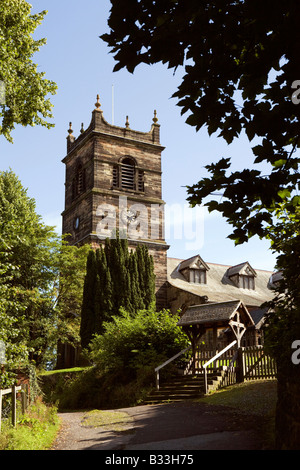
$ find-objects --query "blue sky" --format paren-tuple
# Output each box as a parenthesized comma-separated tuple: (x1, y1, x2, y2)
(1, 0, 277, 272)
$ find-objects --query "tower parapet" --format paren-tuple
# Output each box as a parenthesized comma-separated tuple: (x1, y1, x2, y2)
(66, 95, 162, 155)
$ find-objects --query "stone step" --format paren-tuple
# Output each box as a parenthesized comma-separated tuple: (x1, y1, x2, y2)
(143, 376, 206, 404)
(143, 370, 229, 404)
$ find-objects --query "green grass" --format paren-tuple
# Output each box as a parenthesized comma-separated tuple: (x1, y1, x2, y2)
(0, 398, 60, 450)
(39, 367, 88, 376)
(198, 379, 277, 448)
(81, 409, 134, 432)
(198, 379, 277, 416)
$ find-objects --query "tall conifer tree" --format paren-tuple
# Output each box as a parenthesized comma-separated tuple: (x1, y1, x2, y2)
(80, 235, 156, 349)
(80, 250, 98, 349)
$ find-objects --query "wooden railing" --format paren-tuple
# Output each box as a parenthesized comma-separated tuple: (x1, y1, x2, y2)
(242, 345, 277, 380)
(153, 343, 277, 395)
(0, 384, 28, 432)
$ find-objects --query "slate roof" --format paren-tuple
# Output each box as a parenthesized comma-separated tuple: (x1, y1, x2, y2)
(177, 300, 254, 327)
(167, 257, 274, 308)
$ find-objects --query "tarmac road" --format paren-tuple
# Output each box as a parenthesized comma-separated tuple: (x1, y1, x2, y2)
(51, 400, 269, 451)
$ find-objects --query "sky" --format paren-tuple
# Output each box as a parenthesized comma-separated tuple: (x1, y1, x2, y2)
(0, 0, 277, 272)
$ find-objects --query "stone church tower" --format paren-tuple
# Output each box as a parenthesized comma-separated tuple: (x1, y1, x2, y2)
(62, 95, 169, 308)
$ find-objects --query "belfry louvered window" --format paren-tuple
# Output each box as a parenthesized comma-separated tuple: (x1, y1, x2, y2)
(112, 157, 144, 192)
(72, 164, 86, 199)
(121, 158, 135, 190)
(112, 165, 119, 188)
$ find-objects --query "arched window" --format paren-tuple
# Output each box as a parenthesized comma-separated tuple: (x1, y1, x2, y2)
(72, 164, 86, 199)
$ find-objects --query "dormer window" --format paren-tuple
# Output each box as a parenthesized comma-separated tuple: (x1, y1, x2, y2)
(178, 255, 209, 285)
(240, 275, 255, 290)
(268, 271, 283, 290)
(189, 268, 207, 284)
(227, 262, 256, 290)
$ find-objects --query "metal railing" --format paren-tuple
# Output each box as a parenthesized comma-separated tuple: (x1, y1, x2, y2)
(203, 340, 237, 394)
(154, 346, 192, 390)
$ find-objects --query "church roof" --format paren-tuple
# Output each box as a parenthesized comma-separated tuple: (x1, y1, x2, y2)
(167, 257, 274, 308)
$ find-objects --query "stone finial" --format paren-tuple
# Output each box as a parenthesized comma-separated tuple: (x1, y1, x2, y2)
(80, 123, 84, 134)
(68, 122, 73, 135)
(95, 94, 102, 111)
(153, 110, 158, 124)
(125, 115, 130, 128)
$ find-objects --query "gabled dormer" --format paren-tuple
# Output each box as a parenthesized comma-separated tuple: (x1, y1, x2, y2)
(227, 262, 257, 290)
(178, 255, 210, 284)
(268, 271, 283, 289)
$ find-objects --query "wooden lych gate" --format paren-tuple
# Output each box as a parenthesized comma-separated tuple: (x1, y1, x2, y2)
(154, 300, 277, 393)
(177, 300, 253, 374)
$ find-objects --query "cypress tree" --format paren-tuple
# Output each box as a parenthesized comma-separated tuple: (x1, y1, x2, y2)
(95, 246, 113, 331)
(80, 238, 157, 348)
(128, 250, 145, 312)
(80, 250, 98, 349)
(136, 244, 156, 308)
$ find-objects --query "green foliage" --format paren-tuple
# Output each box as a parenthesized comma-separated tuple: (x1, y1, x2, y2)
(263, 207, 300, 373)
(0, 170, 88, 374)
(0, 398, 59, 450)
(88, 307, 189, 374)
(80, 235, 156, 349)
(0, 0, 57, 142)
(41, 308, 187, 410)
(40, 365, 154, 410)
(102, 0, 300, 244)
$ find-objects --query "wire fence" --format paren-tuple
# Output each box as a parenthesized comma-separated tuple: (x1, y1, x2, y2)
(0, 385, 29, 432)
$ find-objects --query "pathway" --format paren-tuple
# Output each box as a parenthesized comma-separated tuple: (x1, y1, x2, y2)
(51, 401, 268, 451)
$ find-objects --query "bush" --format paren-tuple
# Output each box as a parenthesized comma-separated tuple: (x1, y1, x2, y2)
(88, 308, 189, 375)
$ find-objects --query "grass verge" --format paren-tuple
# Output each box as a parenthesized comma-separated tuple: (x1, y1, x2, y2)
(198, 379, 277, 448)
(81, 409, 134, 432)
(0, 398, 60, 450)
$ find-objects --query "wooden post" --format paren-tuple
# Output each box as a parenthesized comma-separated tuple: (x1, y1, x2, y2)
(12, 385, 17, 427)
(21, 384, 27, 414)
(236, 347, 245, 383)
(0, 389, 2, 432)
(156, 370, 159, 390)
(213, 326, 218, 369)
(204, 367, 208, 394)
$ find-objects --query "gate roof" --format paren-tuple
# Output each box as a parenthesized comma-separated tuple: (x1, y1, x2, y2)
(177, 300, 254, 329)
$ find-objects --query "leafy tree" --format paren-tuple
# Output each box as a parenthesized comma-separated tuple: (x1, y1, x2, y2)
(102, 0, 300, 243)
(0, 170, 88, 370)
(88, 307, 189, 374)
(0, 0, 57, 142)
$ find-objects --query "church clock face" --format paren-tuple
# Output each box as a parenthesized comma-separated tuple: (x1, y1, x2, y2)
(121, 208, 136, 223)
